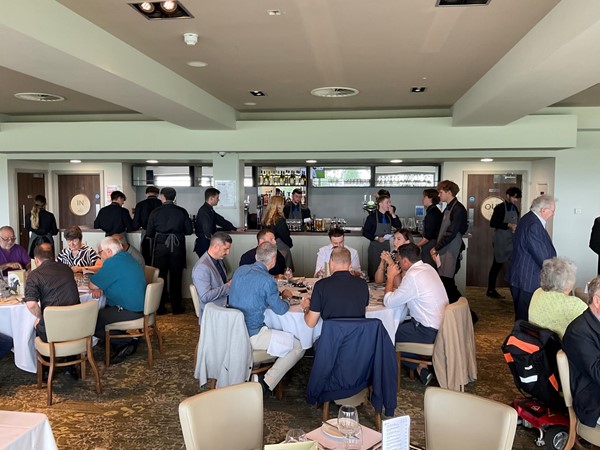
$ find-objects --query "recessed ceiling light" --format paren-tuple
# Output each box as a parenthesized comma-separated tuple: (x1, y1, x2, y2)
(161, 1, 178, 12)
(139, 2, 154, 12)
(437, 0, 491, 6)
(129, 1, 193, 20)
(146, 159, 159, 164)
(481, 158, 494, 162)
(14, 92, 65, 102)
(411, 87, 427, 93)
(390, 159, 403, 163)
(306, 160, 317, 164)
(311, 87, 359, 98)
(250, 90, 266, 96)
(70, 159, 81, 164)
(187, 61, 207, 68)
(244, 102, 257, 106)
(267, 10, 282, 16)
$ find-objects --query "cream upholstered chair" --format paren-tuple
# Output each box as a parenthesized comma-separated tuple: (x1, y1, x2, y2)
(105, 278, 164, 368)
(189, 284, 201, 368)
(424, 387, 517, 450)
(179, 382, 263, 450)
(35, 301, 102, 406)
(573, 287, 588, 303)
(396, 297, 477, 391)
(144, 265, 159, 284)
(556, 350, 600, 450)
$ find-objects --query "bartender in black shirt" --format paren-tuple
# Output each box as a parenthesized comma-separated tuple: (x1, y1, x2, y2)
(146, 187, 193, 314)
(132, 186, 162, 264)
(94, 190, 134, 238)
(194, 187, 240, 258)
(283, 188, 311, 220)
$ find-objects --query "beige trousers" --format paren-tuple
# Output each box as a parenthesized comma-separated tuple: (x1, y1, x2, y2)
(250, 326, 304, 390)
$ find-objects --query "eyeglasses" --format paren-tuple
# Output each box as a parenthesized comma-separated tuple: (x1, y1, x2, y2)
(0, 236, 16, 242)
(98, 249, 106, 255)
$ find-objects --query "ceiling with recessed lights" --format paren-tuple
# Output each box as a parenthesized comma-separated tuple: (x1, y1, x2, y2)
(0, 0, 598, 130)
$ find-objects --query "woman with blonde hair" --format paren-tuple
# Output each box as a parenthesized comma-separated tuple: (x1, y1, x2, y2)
(262, 195, 294, 271)
(25, 195, 58, 258)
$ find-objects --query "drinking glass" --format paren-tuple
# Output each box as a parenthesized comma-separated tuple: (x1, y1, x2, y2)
(285, 428, 306, 443)
(284, 267, 293, 283)
(338, 405, 360, 443)
(344, 428, 363, 450)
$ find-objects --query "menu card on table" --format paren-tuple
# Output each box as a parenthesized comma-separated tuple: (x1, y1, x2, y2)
(382, 415, 410, 450)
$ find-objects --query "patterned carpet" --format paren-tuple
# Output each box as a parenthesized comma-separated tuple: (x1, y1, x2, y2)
(0, 287, 548, 449)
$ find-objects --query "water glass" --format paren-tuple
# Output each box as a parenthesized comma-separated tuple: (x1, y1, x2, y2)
(338, 405, 360, 439)
(285, 428, 306, 443)
(344, 428, 363, 450)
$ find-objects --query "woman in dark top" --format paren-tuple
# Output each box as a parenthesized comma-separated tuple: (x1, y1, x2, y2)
(417, 188, 443, 269)
(262, 195, 294, 271)
(362, 194, 401, 281)
(25, 195, 58, 258)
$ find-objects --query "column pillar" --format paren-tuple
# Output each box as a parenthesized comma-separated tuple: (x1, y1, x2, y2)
(211, 152, 243, 226)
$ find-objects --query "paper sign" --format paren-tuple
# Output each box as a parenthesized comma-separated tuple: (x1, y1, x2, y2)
(382, 415, 410, 450)
(214, 180, 236, 208)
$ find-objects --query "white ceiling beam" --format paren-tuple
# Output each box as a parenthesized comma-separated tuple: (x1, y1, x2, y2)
(0, 0, 236, 130)
(453, 0, 600, 126)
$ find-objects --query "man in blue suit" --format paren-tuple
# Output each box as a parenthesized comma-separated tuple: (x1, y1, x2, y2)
(506, 195, 557, 321)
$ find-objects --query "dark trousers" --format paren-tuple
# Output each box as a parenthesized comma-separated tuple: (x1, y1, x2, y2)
(95, 306, 143, 346)
(141, 236, 153, 266)
(154, 243, 185, 312)
(510, 286, 534, 321)
(395, 319, 438, 369)
(440, 276, 462, 304)
(487, 259, 504, 292)
(0, 333, 13, 359)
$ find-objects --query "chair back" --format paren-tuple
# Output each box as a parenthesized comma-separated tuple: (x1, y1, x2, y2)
(573, 287, 587, 303)
(144, 278, 164, 316)
(179, 382, 263, 450)
(44, 301, 98, 343)
(424, 386, 517, 450)
(189, 284, 200, 318)
(144, 265, 159, 284)
(556, 350, 573, 407)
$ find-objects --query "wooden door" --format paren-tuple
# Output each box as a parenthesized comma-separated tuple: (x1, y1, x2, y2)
(57, 174, 102, 229)
(466, 173, 523, 287)
(17, 172, 46, 249)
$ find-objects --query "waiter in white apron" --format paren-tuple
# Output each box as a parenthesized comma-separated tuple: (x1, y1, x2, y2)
(486, 187, 522, 299)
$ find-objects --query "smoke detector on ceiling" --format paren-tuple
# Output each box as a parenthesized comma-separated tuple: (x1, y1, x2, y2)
(14, 92, 65, 102)
(310, 87, 359, 98)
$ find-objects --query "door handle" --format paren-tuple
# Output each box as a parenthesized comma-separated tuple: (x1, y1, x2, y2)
(22, 204, 26, 228)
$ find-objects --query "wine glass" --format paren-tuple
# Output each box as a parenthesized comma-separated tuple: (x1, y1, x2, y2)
(284, 267, 293, 284)
(338, 405, 360, 447)
(285, 428, 306, 443)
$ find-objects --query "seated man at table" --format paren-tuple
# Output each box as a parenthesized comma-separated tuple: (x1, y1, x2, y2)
(303, 247, 369, 328)
(89, 237, 146, 364)
(384, 243, 448, 385)
(192, 232, 232, 315)
(229, 242, 304, 393)
(24, 243, 80, 377)
(112, 233, 145, 269)
(562, 275, 600, 428)
(239, 229, 286, 276)
(0, 226, 30, 275)
(314, 228, 361, 277)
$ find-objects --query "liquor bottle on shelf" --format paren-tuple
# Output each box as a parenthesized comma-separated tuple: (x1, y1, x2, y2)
(289, 171, 296, 185)
(300, 171, 307, 186)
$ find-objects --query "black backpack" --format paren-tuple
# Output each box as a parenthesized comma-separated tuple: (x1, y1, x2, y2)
(501, 320, 564, 409)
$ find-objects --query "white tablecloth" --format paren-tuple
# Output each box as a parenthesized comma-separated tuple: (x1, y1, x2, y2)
(0, 290, 104, 373)
(265, 281, 407, 348)
(0, 410, 57, 450)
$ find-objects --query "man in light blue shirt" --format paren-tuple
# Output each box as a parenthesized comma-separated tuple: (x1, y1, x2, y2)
(229, 242, 304, 392)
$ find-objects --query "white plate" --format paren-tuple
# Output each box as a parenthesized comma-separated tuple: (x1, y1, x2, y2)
(321, 419, 344, 439)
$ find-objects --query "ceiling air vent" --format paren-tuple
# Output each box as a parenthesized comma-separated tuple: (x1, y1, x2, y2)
(14, 92, 65, 102)
(436, 0, 491, 6)
(310, 87, 359, 98)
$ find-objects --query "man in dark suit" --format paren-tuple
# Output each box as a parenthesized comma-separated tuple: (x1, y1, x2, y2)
(239, 229, 286, 276)
(589, 216, 600, 275)
(132, 186, 162, 264)
(506, 195, 557, 321)
(194, 187, 240, 258)
(562, 275, 600, 428)
(94, 190, 134, 237)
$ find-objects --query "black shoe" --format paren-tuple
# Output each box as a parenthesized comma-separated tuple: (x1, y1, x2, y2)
(172, 306, 186, 315)
(251, 374, 271, 397)
(63, 367, 79, 381)
(419, 367, 433, 386)
(486, 290, 505, 299)
(111, 343, 136, 365)
(157, 307, 168, 316)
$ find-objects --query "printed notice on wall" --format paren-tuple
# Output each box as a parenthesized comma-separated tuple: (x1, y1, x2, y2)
(214, 180, 236, 207)
(382, 415, 410, 450)
(105, 185, 122, 205)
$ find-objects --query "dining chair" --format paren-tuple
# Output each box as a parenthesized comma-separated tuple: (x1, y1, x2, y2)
(195, 303, 282, 399)
(144, 265, 159, 284)
(179, 382, 263, 450)
(424, 386, 517, 450)
(556, 350, 600, 450)
(573, 287, 588, 303)
(35, 301, 102, 406)
(104, 277, 164, 368)
(189, 284, 201, 368)
(396, 297, 477, 392)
